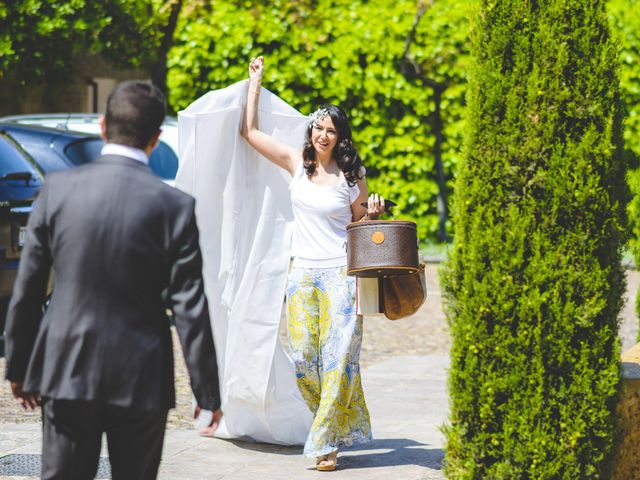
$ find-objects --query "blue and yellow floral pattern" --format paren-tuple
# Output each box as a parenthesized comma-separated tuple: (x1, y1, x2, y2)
(286, 266, 372, 457)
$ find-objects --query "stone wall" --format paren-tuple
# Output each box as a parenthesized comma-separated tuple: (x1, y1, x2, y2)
(0, 54, 149, 116)
(612, 343, 640, 479)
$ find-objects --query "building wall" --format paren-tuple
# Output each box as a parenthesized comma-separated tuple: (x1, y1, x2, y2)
(0, 54, 149, 116)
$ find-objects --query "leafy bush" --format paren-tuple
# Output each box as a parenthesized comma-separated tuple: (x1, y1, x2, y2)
(608, 0, 640, 330)
(442, 0, 626, 477)
(166, 0, 471, 241)
(2, 0, 639, 249)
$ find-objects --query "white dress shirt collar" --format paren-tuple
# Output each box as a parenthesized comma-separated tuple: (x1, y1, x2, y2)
(101, 143, 149, 165)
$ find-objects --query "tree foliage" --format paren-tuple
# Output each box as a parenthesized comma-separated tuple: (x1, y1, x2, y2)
(442, 0, 626, 477)
(608, 0, 640, 169)
(0, 0, 182, 96)
(607, 0, 640, 328)
(2, 1, 639, 246)
(167, 0, 471, 241)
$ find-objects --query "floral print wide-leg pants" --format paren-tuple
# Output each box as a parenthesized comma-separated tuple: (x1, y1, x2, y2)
(286, 266, 372, 457)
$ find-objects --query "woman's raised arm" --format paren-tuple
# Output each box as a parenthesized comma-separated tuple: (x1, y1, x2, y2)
(241, 57, 299, 176)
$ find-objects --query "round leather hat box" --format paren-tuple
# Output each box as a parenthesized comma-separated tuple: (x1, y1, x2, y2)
(346, 220, 419, 278)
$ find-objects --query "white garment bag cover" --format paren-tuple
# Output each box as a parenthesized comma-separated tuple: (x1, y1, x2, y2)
(176, 80, 312, 444)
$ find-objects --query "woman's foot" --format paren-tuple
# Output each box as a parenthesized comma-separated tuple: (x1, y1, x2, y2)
(316, 451, 338, 471)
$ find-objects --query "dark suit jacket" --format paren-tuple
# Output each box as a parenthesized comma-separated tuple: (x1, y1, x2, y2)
(4, 154, 221, 412)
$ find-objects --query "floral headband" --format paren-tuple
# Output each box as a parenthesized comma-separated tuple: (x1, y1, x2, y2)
(308, 107, 329, 126)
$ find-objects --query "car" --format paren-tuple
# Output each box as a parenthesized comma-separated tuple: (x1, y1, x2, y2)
(0, 113, 179, 183)
(0, 130, 44, 355)
(0, 113, 178, 152)
(0, 123, 178, 184)
(0, 117, 180, 354)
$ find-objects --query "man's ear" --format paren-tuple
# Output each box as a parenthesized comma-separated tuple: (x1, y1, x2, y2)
(146, 129, 162, 153)
(99, 116, 107, 142)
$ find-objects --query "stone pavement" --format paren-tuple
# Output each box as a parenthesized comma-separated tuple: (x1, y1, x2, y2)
(0, 263, 638, 479)
(0, 355, 448, 480)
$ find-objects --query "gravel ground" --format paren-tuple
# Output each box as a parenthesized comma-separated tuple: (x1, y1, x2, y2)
(0, 264, 637, 428)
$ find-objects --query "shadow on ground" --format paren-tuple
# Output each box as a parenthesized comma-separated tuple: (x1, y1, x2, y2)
(226, 438, 302, 456)
(339, 438, 443, 470)
(226, 437, 443, 470)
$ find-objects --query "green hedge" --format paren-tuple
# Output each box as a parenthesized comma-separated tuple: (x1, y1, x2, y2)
(2, 1, 639, 249)
(608, 0, 640, 330)
(166, 0, 471, 242)
(163, 0, 640, 252)
(441, 0, 626, 477)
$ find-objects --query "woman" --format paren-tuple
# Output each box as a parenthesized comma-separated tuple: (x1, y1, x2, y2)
(242, 56, 383, 471)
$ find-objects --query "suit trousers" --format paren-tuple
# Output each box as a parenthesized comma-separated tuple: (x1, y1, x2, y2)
(41, 398, 168, 480)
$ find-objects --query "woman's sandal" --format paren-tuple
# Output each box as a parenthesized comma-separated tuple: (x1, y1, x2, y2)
(316, 451, 338, 471)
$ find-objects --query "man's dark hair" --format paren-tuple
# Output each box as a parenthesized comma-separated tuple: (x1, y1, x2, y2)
(104, 81, 166, 149)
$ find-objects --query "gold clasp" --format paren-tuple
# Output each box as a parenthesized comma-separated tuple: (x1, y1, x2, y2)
(371, 231, 385, 244)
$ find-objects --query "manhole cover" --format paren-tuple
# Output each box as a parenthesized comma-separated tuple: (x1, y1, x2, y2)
(0, 454, 111, 478)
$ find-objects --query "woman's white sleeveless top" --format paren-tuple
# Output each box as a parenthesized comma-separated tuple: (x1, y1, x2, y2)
(289, 162, 361, 268)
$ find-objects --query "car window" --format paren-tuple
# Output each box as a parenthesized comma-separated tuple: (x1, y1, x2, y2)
(63, 138, 104, 166)
(149, 142, 178, 180)
(0, 134, 44, 181)
(64, 138, 178, 180)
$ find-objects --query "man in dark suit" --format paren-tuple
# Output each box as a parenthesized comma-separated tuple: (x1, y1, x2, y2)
(3, 81, 222, 480)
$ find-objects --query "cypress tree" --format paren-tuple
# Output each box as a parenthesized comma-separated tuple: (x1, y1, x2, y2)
(441, 0, 626, 478)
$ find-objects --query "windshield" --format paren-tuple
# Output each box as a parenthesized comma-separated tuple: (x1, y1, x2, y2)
(64, 138, 104, 166)
(64, 138, 178, 180)
(149, 142, 178, 180)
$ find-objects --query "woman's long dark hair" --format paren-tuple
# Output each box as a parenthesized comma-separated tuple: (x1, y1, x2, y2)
(302, 104, 364, 187)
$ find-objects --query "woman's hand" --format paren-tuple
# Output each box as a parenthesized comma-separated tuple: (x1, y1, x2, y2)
(367, 193, 385, 220)
(249, 56, 264, 83)
(194, 405, 223, 437)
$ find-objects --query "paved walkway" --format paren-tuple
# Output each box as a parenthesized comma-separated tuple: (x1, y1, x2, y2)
(0, 355, 448, 480)
(1, 264, 638, 479)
